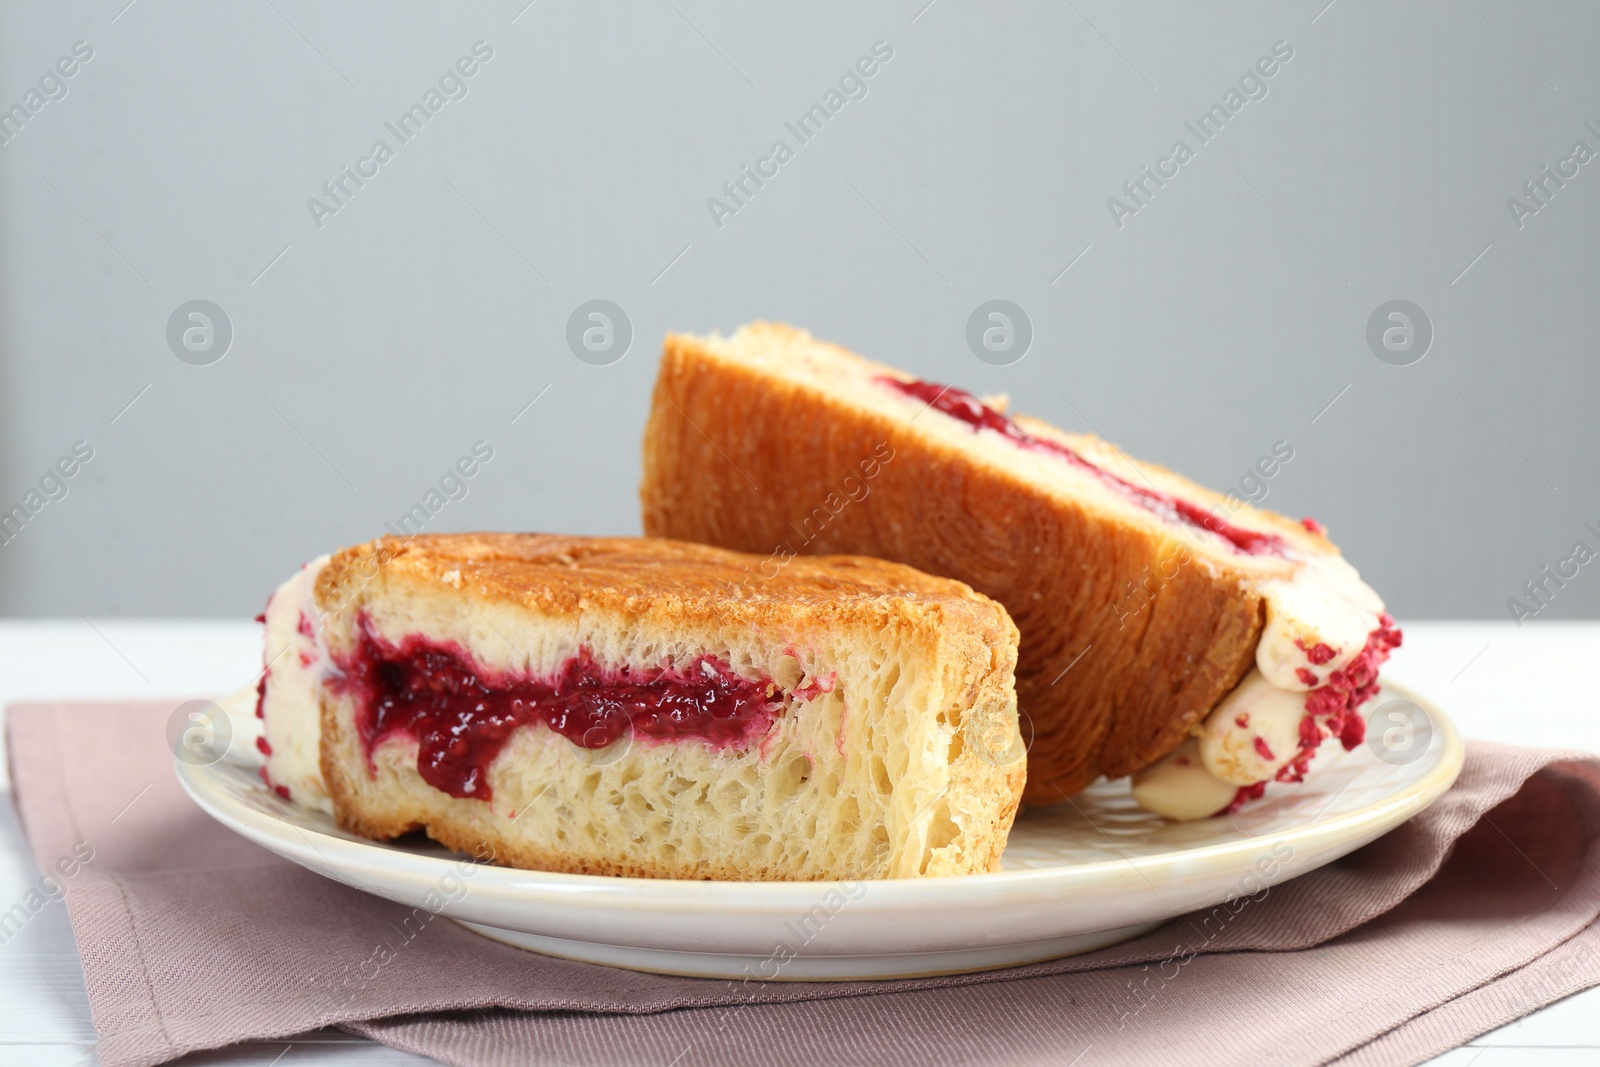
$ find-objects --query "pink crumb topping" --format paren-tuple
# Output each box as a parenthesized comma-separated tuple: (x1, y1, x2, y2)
(1299, 641, 1338, 666)
(1224, 781, 1267, 814)
(257, 766, 292, 802)
(1221, 614, 1403, 814)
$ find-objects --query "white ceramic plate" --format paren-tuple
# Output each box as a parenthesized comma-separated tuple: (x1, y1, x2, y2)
(176, 681, 1462, 981)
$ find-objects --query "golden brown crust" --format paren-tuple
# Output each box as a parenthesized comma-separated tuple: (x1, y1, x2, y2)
(640, 326, 1276, 804)
(313, 532, 1013, 645)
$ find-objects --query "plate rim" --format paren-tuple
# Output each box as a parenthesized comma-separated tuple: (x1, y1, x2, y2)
(175, 679, 1464, 912)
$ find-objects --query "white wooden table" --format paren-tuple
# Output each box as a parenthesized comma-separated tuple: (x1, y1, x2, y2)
(1, 620, 1596, 1066)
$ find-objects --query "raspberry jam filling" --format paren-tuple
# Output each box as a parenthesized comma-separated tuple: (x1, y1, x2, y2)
(331, 620, 783, 801)
(1223, 613, 1404, 813)
(880, 377, 1287, 556)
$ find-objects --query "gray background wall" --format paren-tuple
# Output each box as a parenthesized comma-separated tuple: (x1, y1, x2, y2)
(1, 0, 1595, 620)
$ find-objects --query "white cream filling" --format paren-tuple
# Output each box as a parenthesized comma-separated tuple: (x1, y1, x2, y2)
(259, 555, 333, 813)
(1196, 669, 1308, 785)
(1131, 548, 1388, 821)
(1255, 552, 1386, 691)
(1129, 739, 1237, 822)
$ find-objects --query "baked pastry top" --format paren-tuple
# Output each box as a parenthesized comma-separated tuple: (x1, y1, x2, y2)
(315, 532, 1017, 638)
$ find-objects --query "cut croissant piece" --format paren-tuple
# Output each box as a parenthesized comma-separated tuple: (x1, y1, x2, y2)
(640, 323, 1400, 816)
(255, 533, 1024, 880)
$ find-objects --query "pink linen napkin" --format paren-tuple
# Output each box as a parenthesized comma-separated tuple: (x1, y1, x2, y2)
(8, 699, 1600, 1067)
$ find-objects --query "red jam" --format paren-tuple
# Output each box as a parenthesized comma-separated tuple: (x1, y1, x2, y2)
(881, 377, 1287, 556)
(331, 620, 783, 801)
(1223, 613, 1404, 812)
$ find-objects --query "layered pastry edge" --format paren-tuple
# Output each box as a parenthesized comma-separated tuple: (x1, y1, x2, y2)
(662, 324, 1403, 821)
